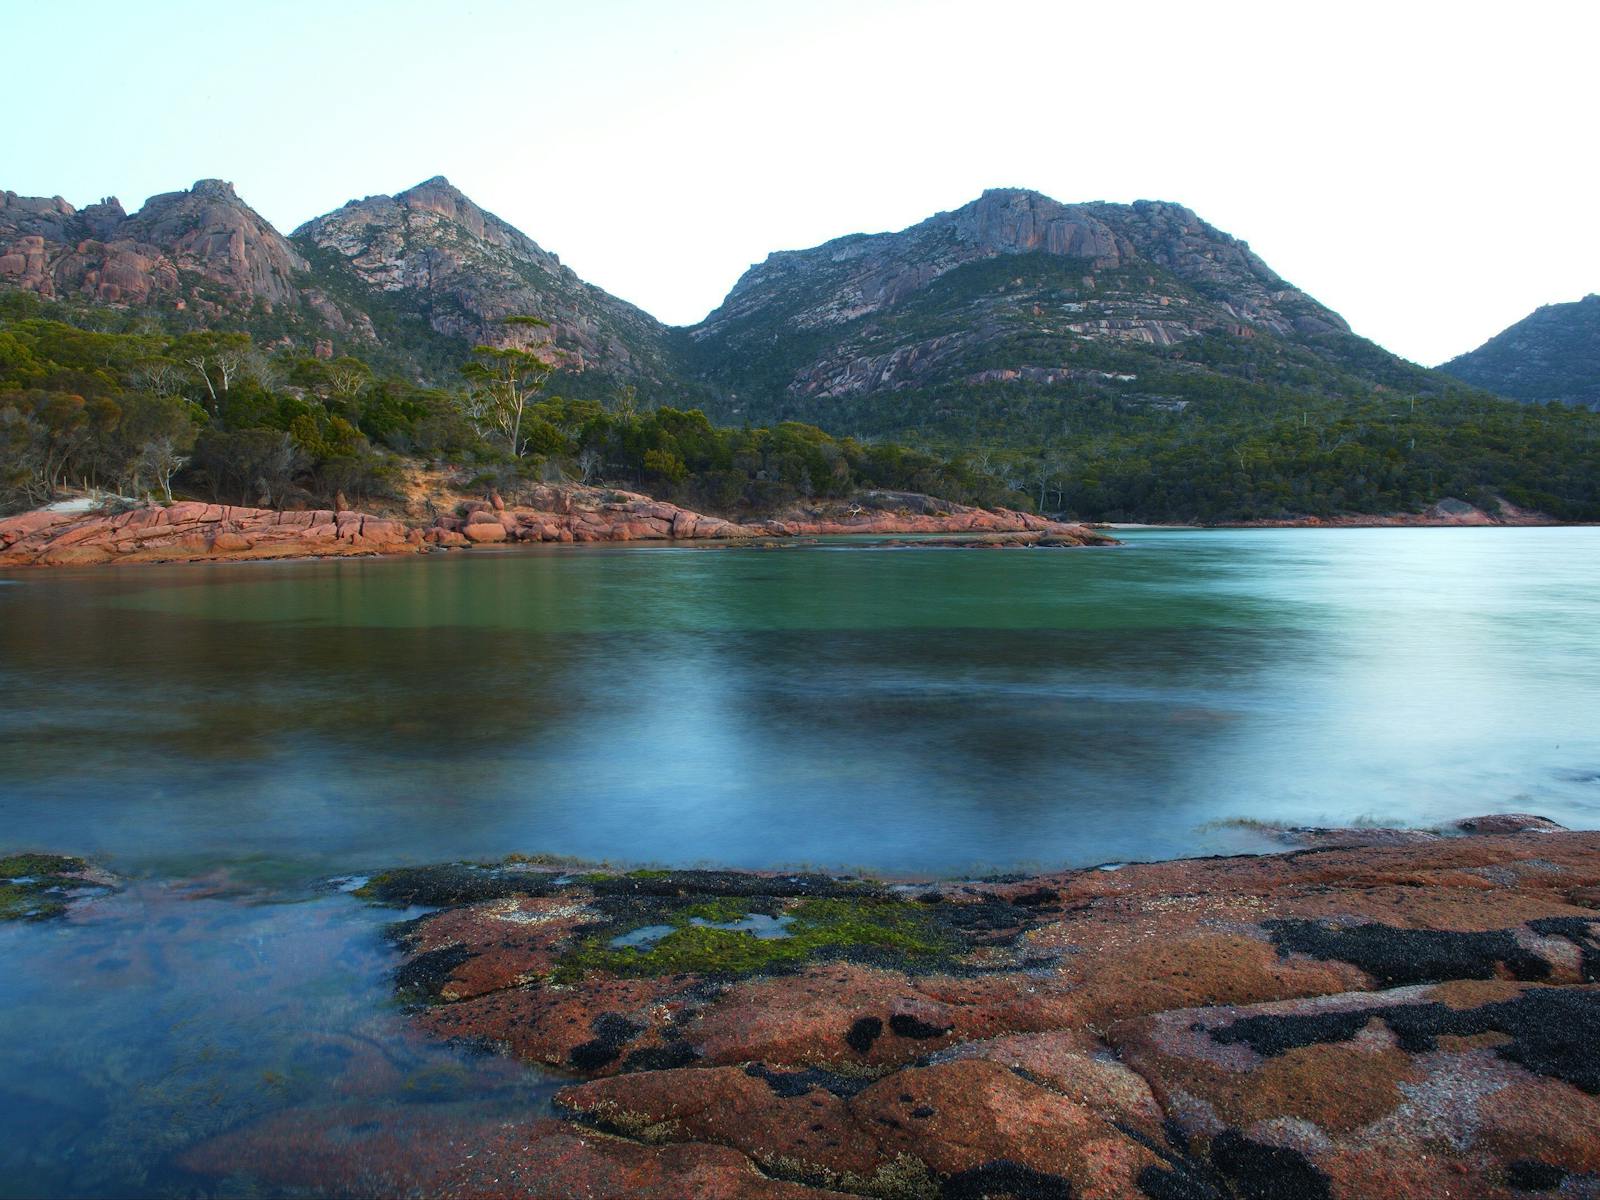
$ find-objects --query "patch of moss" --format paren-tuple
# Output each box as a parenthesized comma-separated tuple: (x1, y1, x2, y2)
(0, 854, 89, 922)
(0, 853, 86, 877)
(680, 897, 754, 923)
(556, 896, 953, 981)
(0, 883, 68, 921)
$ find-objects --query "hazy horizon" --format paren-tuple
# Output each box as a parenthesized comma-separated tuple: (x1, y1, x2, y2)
(8, 0, 1596, 366)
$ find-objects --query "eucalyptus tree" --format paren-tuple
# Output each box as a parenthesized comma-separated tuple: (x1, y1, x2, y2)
(461, 315, 555, 457)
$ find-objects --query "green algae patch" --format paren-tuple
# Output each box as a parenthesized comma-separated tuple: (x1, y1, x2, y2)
(680, 896, 756, 923)
(557, 896, 954, 981)
(0, 853, 95, 921)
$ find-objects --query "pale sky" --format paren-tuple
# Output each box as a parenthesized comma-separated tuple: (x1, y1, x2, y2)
(7, 0, 1596, 365)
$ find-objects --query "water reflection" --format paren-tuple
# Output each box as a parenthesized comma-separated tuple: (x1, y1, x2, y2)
(0, 529, 1597, 876)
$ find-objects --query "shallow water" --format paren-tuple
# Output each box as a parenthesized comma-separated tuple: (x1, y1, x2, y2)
(3, 528, 1599, 877)
(0, 881, 559, 1199)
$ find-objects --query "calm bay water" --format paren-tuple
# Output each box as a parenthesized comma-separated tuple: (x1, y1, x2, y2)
(3, 527, 1600, 1195)
(3, 527, 1599, 878)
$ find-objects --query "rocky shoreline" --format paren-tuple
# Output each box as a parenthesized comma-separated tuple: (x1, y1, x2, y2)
(39, 815, 1584, 1199)
(0, 487, 1112, 568)
(1201, 497, 1561, 529)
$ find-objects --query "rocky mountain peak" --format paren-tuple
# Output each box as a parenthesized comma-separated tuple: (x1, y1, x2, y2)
(935, 188, 1128, 265)
(689, 186, 1355, 410)
(293, 178, 674, 380)
(0, 178, 305, 311)
(188, 178, 238, 200)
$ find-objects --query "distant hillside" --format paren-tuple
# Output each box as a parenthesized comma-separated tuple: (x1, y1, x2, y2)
(1440, 294, 1600, 410)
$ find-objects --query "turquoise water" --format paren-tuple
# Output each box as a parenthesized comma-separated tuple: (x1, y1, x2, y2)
(2, 528, 1598, 877)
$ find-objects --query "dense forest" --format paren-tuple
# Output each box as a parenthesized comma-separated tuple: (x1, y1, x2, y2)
(896, 380, 1600, 522)
(0, 293, 1017, 518)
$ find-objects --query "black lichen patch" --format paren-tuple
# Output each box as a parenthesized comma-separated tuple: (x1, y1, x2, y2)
(890, 1013, 952, 1040)
(1210, 1009, 1379, 1058)
(1011, 888, 1060, 908)
(1206, 986, 1600, 1094)
(744, 1061, 872, 1099)
(1506, 1159, 1568, 1191)
(1262, 919, 1551, 986)
(355, 864, 560, 907)
(943, 1159, 1073, 1199)
(1527, 916, 1600, 982)
(1130, 1122, 1332, 1200)
(1209, 1132, 1331, 1200)
(569, 1013, 644, 1071)
(393, 944, 474, 1004)
(622, 1040, 700, 1073)
(846, 1016, 884, 1054)
(925, 895, 1037, 941)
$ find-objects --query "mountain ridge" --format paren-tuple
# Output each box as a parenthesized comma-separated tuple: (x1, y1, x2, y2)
(0, 173, 1483, 435)
(1440, 294, 1600, 410)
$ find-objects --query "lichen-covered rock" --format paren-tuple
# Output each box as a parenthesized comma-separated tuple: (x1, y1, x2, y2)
(179, 1107, 839, 1198)
(0, 502, 419, 566)
(1113, 981, 1600, 1200)
(364, 826, 1600, 1197)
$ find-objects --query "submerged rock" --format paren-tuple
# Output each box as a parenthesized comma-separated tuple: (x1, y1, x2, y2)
(0, 852, 117, 920)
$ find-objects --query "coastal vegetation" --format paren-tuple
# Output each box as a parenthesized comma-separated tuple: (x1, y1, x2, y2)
(3, 285, 1597, 525)
(0, 294, 1020, 518)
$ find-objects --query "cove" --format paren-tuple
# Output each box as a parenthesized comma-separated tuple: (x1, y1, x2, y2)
(1, 528, 1598, 879)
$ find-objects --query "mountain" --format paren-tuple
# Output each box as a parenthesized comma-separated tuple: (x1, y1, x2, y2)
(0, 179, 309, 315)
(0, 177, 681, 392)
(1439, 294, 1600, 410)
(679, 187, 1447, 434)
(3, 178, 1596, 524)
(291, 177, 682, 390)
(0, 176, 1531, 437)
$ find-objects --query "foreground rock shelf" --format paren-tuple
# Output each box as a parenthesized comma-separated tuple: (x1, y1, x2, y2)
(0, 487, 1112, 567)
(183, 819, 1600, 1198)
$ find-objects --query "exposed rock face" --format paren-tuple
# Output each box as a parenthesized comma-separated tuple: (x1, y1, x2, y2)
(423, 486, 1107, 547)
(0, 488, 1111, 567)
(0, 502, 419, 566)
(688, 187, 1353, 407)
(176, 821, 1600, 1198)
(0, 181, 309, 314)
(293, 176, 678, 381)
(1440, 293, 1600, 409)
(701, 190, 1341, 342)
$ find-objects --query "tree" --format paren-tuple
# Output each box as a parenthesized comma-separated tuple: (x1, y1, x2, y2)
(115, 393, 200, 501)
(460, 316, 555, 457)
(133, 436, 189, 502)
(576, 445, 604, 484)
